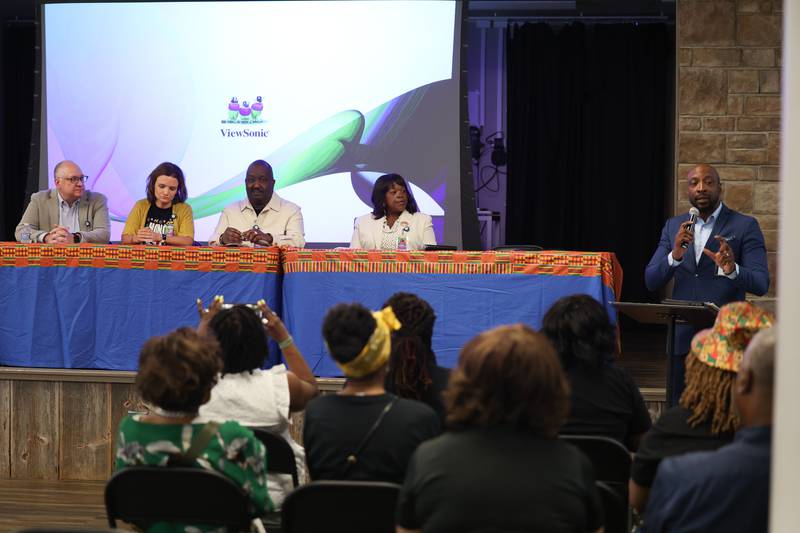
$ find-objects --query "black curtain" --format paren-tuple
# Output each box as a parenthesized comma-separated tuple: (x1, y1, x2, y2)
(507, 22, 673, 303)
(0, 18, 36, 241)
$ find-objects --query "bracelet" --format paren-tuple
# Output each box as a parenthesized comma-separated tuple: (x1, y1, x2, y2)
(278, 336, 294, 350)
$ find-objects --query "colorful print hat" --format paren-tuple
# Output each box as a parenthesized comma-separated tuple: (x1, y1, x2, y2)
(691, 301, 774, 372)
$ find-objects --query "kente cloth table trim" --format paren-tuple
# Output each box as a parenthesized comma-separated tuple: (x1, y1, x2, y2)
(282, 248, 622, 295)
(0, 243, 280, 273)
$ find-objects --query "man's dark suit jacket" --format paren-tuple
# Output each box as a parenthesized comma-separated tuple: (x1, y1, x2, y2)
(645, 203, 769, 356)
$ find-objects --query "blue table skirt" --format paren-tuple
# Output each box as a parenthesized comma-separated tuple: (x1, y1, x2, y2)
(282, 272, 617, 377)
(0, 267, 280, 370)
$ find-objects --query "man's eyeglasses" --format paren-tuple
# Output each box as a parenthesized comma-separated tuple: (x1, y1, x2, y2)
(59, 175, 89, 184)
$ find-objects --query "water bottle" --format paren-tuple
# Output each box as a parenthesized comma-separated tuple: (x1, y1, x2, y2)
(20, 224, 33, 244)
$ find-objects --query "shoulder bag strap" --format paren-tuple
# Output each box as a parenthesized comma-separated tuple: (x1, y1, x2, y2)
(341, 397, 399, 475)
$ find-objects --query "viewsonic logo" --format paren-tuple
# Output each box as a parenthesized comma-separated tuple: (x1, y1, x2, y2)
(222, 96, 265, 124)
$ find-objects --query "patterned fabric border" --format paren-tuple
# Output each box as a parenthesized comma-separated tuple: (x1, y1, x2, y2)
(0, 243, 280, 274)
(282, 248, 623, 296)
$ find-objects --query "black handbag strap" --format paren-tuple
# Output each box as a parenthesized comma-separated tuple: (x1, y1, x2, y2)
(341, 397, 399, 475)
(167, 421, 220, 467)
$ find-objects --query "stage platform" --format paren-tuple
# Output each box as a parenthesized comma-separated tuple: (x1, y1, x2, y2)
(0, 361, 665, 481)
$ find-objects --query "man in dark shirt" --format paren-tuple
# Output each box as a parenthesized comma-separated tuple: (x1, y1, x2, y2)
(304, 303, 439, 483)
(644, 325, 776, 533)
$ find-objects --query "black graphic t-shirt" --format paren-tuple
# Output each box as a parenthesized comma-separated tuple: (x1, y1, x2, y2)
(145, 204, 175, 237)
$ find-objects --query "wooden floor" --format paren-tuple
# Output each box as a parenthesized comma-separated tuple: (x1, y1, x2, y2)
(618, 325, 667, 391)
(0, 480, 109, 532)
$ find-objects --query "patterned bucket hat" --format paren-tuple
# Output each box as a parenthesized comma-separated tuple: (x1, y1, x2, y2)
(691, 301, 775, 372)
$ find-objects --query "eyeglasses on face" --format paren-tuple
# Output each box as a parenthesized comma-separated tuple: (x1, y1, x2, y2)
(59, 175, 89, 184)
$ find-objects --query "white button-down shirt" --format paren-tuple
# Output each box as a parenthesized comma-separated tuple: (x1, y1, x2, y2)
(209, 193, 305, 247)
(57, 191, 81, 233)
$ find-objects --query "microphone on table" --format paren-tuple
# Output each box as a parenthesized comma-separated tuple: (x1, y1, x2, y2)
(681, 207, 700, 249)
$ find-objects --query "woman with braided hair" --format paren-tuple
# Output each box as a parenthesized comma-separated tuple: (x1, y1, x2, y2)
(629, 301, 774, 514)
(383, 292, 450, 422)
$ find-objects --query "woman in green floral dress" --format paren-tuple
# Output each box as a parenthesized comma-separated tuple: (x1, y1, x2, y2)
(114, 327, 271, 532)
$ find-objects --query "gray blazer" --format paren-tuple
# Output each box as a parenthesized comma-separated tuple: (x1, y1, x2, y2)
(15, 189, 111, 243)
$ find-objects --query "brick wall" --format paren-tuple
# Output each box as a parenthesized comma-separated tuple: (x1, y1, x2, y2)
(676, 0, 781, 299)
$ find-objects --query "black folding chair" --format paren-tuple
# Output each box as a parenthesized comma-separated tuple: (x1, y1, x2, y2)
(105, 467, 257, 531)
(560, 435, 632, 532)
(492, 244, 544, 251)
(596, 481, 628, 533)
(251, 427, 300, 487)
(281, 481, 400, 533)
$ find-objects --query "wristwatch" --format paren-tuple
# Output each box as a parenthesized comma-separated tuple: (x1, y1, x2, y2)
(160, 233, 167, 246)
(73, 233, 82, 243)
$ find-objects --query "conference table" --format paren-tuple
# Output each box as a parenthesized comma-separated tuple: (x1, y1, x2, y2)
(0, 243, 622, 376)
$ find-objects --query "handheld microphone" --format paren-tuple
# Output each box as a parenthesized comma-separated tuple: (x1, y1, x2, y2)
(680, 207, 700, 249)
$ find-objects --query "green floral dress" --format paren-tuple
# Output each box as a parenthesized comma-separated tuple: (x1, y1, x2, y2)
(115, 415, 272, 532)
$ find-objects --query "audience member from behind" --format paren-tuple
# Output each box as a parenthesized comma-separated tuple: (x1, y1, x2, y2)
(115, 328, 270, 528)
(644, 324, 777, 533)
(383, 292, 450, 422)
(15, 159, 110, 243)
(122, 162, 194, 246)
(542, 294, 651, 450)
(630, 301, 774, 513)
(196, 298, 318, 509)
(397, 324, 603, 533)
(304, 303, 440, 483)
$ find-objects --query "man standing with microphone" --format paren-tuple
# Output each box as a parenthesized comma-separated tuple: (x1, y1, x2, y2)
(645, 164, 770, 405)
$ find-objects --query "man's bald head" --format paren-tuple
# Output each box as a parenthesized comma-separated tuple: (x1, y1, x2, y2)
(687, 164, 721, 185)
(742, 326, 777, 393)
(735, 325, 777, 427)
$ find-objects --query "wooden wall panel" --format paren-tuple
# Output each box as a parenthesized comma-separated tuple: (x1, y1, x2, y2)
(109, 383, 144, 476)
(0, 381, 10, 479)
(60, 383, 110, 480)
(11, 381, 60, 479)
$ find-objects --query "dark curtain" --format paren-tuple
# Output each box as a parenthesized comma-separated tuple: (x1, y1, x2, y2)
(507, 22, 673, 303)
(0, 20, 36, 241)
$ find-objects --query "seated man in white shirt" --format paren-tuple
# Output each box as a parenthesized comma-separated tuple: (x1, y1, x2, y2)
(15, 159, 110, 244)
(209, 159, 305, 247)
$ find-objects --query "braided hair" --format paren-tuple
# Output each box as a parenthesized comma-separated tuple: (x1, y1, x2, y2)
(383, 292, 438, 401)
(679, 354, 739, 435)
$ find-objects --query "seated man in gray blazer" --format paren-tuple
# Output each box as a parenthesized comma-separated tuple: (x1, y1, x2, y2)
(15, 160, 110, 244)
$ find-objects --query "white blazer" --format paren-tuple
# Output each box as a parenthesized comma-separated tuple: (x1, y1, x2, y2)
(350, 210, 436, 251)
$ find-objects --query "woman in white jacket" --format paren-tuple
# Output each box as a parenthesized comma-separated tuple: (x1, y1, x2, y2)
(350, 173, 437, 251)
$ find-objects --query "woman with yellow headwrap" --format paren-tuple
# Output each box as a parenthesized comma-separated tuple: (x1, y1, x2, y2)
(303, 302, 441, 483)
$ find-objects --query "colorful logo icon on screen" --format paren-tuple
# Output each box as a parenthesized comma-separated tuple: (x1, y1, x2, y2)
(223, 96, 265, 124)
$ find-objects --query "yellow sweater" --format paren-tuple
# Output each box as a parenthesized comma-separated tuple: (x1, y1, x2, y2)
(122, 199, 195, 238)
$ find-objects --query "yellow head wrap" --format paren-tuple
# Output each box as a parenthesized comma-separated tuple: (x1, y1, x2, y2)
(336, 306, 401, 378)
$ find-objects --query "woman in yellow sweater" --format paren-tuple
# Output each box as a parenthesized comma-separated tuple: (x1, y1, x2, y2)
(122, 162, 194, 246)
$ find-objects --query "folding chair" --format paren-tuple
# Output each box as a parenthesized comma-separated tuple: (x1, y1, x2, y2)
(281, 480, 400, 533)
(596, 481, 628, 533)
(105, 467, 257, 531)
(561, 434, 633, 532)
(251, 427, 300, 487)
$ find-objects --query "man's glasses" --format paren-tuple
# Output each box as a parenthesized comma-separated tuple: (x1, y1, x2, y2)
(59, 175, 89, 184)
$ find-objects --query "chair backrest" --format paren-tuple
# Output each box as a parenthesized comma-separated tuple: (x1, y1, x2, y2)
(250, 427, 300, 487)
(492, 244, 544, 251)
(596, 481, 628, 533)
(560, 434, 632, 486)
(281, 481, 401, 533)
(105, 466, 255, 530)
